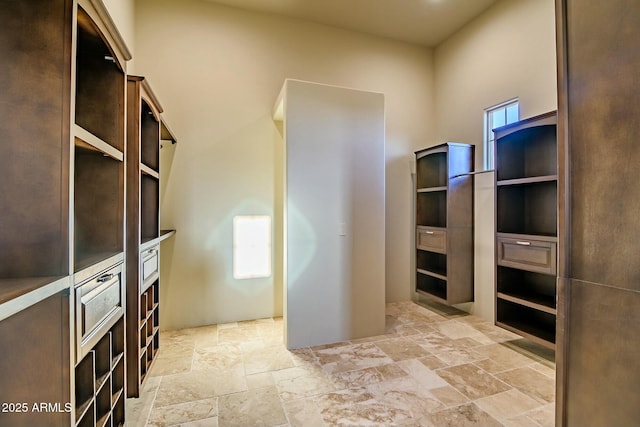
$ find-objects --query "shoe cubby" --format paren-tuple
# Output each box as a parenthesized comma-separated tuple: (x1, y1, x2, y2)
(74, 316, 126, 427)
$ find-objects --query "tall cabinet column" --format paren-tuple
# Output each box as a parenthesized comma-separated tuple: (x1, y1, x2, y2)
(556, 0, 640, 425)
(1, 0, 132, 426)
(126, 76, 177, 397)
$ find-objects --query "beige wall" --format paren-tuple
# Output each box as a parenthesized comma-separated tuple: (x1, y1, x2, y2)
(433, 0, 557, 321)
(134, 0, 434, 329)
(103, 0, 136, 67)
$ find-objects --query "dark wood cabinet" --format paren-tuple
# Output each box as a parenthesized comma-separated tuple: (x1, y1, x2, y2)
(556, 1, 640, 425)
(125, 76, 176, 397)
(72, 2, 130, 426)
(75, 317, 125, 427)
(494, 111, 558, 350)
(0, 1, 130, 426)
(415, 143, 474, 305)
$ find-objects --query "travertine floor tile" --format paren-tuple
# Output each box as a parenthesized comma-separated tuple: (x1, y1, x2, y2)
(243, 344, 295, 374)
(329, 366, 385, 389)
(375, 337, 432, 361)
(475, 388, 541, 422)
(154, 370, 247, 408)
(437, 363, 511, 400)
(365, 376, 444, 419)
(495, 367, 555, 404)
(430, 385, 470, 408)
(425, 402, 503, 427)
(474, 343, 536, 374)
(315, 342, 393, 374)
(282, 398, 326, 427)
(218, 387, 287, 427)
(132, 302, 555, 427)
(146, 398, 217, 427)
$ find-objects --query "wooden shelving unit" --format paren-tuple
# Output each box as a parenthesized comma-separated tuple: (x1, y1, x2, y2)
(74, 318, 125, 427)
(126, 76, 177, 397)
(414, 143, 474, 305)
(73, 2, 129, 426)
(494, 111, 558, 350)
(0, 1, 131, 425)
(1, 1, 70, 425)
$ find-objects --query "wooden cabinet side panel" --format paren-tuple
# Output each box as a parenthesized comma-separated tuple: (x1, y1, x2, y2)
(0, 291, 71, 427)
(564, 279, 640, 426)
(566, 0, 640, 291)
(0, 0, 72, 278)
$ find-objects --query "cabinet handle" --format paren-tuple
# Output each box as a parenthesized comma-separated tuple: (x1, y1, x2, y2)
(426, 231, 435, 235)
(516, 241, 531, 246)
(97, 273, 114, 283)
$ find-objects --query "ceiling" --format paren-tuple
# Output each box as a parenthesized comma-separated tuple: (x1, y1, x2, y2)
(205, 0, 500, 47)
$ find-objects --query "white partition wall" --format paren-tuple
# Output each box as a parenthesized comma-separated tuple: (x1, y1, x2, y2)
(274, 80, 386, 349)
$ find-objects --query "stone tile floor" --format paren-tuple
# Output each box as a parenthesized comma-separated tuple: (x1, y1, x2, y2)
(125, 301, 555, 427)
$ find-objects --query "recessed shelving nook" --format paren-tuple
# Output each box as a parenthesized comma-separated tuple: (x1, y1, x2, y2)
(494, 111, 558, 350)
(414, 143, 474, 305)
(126, 76, 177, 397)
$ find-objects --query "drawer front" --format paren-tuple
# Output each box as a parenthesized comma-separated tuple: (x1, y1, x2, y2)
(141, 246, 159, 289)
(76, 264, 124, 359)
(417, 227, 446, 254)
(497, 236, 557, 275)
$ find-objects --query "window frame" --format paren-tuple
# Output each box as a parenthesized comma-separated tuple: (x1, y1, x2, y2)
(484, 99, 519, 170)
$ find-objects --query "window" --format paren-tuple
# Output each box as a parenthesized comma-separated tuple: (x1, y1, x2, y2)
(233, 215, 272, 279)
(484, 99, 519, 170)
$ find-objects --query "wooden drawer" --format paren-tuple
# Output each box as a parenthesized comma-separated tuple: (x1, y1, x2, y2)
(497, 235, 557, 275)
(417, 227, 446, 254)
(75, 263, 124, 359)
(141, 246, 159, 290)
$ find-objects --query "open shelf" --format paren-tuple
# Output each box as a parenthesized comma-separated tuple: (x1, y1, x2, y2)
(495, 123, 557, 182)
(496, 298, 556, 349)
(416, 150, 447, 188)
(416, 271, 447, 301)
(74, 144, 124, 273)
(416, 250, 447, 277)
(416, 191, 447, 228)
(75, 7, 124, 152)
(75, 350, 95, 422)
(141, 174, 160, 242)
(0, 0, 71, 290)
(497, 266, 556, 312)
(141, 99, 160, 171)
(497, 175, 558, 186)
(0, 276, 68, 307)
(496, 180, 557, 236)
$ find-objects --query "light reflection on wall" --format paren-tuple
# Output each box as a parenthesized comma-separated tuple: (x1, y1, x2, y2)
(285, 202, 317, 287)
(233, 215, 272, 279)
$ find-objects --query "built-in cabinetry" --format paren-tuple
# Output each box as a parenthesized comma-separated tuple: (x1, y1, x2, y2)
(414, 143, 474, 305)
(1, 1, 73, 422)
(126, 76, 177, 397)
(73, 3, 129, 425)
(556, 2, 640, 425)
(494, 111, 557, 350)
(75, 318, 125, 427)
(0, 1, 130, 425)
